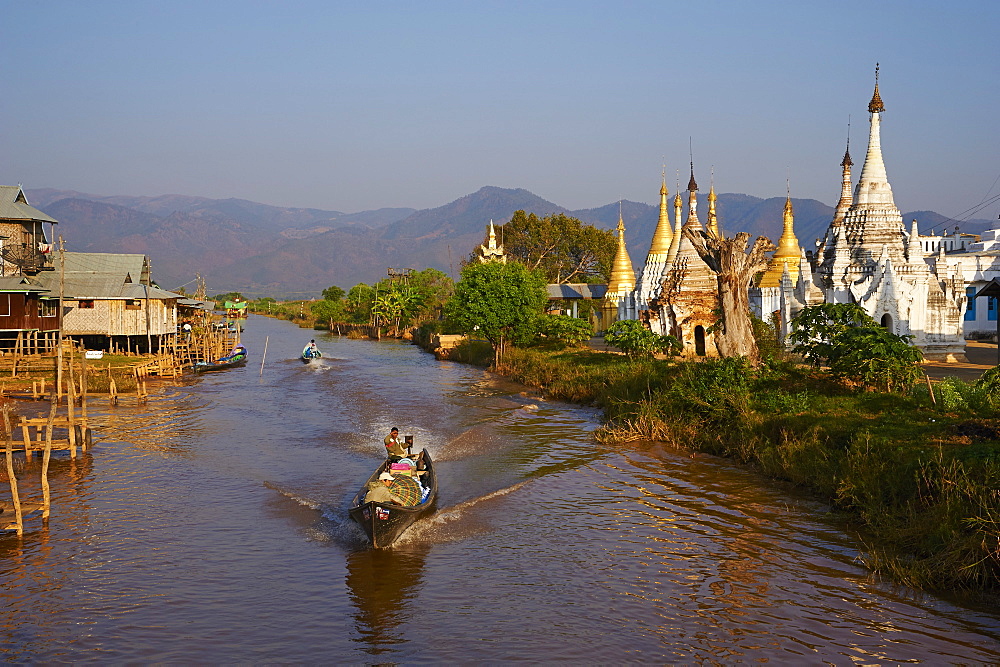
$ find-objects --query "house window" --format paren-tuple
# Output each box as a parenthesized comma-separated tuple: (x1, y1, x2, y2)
(966, 287, 977, 321)
(0, 294, 9, 317)
(39, 299, 58, 317)
(125, 300, 141, 310)
(78, 300, 95, 309)
(990, 297, 997, 322)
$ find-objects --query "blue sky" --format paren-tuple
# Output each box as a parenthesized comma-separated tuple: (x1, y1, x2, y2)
(2, 0, 998, 224)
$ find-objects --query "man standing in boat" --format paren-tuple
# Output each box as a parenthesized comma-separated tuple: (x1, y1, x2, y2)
(384, 427, 407, 461)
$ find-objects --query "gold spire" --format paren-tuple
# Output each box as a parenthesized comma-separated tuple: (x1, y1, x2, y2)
(607, 212, 635, 294)
(759, 193, 802, 288)
(706, 183, 719, 237)
(648, 174, 673, 255)
(869, 62, 885, 114)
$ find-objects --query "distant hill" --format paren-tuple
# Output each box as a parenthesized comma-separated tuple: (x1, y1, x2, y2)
(25, 186, 995, 298)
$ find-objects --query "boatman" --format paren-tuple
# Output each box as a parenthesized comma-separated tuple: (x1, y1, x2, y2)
(382, 472, 422, 507)
(384, 427, 407, 461)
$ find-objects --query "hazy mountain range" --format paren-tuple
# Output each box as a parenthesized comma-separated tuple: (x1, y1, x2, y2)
(25, 187, 994, 299)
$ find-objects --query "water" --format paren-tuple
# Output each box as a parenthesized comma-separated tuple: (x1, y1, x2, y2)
(2, 315, 999, 662)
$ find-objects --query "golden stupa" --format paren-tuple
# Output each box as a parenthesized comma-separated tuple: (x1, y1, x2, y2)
(606, 214, 635, 294)
(759, 194, 801, 288)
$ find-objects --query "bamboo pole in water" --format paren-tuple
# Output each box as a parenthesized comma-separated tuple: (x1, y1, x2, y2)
(42, 395, 56, 519)
(3, 406, 22, 536)
(260, 336, 269, 377)
(66, 347, 77, 459)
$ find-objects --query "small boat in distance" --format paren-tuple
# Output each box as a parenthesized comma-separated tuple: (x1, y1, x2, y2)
(194, 344, 248, 372)
(349, 447, 438, 548)
(301, 340, 322, 363)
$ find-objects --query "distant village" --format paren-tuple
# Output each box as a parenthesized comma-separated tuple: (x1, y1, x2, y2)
(0, 184, 213, 357)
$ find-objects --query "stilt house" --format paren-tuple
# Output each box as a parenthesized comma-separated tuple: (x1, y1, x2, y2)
(39, 252, 180, 353)
(0, 185, 60, 352)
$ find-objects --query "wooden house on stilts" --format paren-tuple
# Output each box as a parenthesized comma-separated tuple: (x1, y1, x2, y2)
(0, 185, 60, 353)
(38, 252, 181, 354)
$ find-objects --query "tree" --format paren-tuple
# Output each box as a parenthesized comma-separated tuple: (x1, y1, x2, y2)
(407, 268, 454, 323)
(310, 298, 345, 325)
(322, 285, 346, 302)
(346, 283, 376, 324)
(789, 303, 923, 392)
(373, 282, 424, 335)
(683, 229, 776, 364)
(493, 211, 616, 284)
(211, 291, 245, 304)
(445, 261, 548, 366)
(605, 319, 681, 359)
(536, 314, 594, 347)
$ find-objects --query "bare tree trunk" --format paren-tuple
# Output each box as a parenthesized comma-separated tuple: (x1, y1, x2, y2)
(683, 229, 775, 365)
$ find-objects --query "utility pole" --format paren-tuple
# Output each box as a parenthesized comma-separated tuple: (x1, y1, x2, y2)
(56, 236, 65, 402)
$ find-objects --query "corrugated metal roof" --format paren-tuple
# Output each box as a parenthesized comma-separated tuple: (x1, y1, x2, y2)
(56, 252, 148, 281)
(121, 284, 181, 300)
(59, 274, 128, 299)
(546, 283, 608, 299)
(0, 185, 58, 223)
(0, 276, 49, 293)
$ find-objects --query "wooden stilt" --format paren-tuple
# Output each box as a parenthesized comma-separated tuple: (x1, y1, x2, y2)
(3, 407, 23, 536)
(21, 420, 32, 462)
(42, 395, 56, 520)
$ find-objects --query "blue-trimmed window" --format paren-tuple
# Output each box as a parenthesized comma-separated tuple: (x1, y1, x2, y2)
(966, 286, 977, 321)
(990, 296, 997, 322)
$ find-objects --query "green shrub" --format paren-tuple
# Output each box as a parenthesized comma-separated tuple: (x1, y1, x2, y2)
(605, 319, 680, 359)
(789, 303, 922, 392)
(536, 314, 593, 347)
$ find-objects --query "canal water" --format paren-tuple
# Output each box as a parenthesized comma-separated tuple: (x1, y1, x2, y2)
(2, 315, 1000, 662)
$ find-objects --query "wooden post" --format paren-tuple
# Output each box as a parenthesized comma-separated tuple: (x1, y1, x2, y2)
(66, 348, 77, 459)
(925, 373, 937, 405)
(21, 419, 32, 461)
(3, 406, 23, 536)
(260, 335, 269, 377)
(56, 236, 65, 406)
(80, 354, 89, 445)
(42, 394, 56, 519)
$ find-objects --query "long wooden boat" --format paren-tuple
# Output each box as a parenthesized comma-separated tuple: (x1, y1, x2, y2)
(301, 345, 322, 363)
(349, 448, 437, 548)
(194, 345, 248, 373)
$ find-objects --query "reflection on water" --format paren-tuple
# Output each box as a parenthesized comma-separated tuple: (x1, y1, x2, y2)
(346, 546, 428, 654)
(1, 315, 999, 662)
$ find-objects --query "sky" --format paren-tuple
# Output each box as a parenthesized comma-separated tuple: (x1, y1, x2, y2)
(2, 0, 998, 224)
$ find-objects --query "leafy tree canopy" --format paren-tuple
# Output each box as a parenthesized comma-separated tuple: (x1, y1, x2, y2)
(210, 291, 245, 303)
(445, 261, 548, 365)
(322, 285, 346, 302)
(536, 314, 594, 347)
(605, 319, 681, 359)
(492, 211, 616, 284)
(789, 303, 923, 392)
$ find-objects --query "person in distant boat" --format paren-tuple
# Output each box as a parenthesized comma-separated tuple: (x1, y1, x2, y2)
(364, 472, 404, 505)
(382, 471, 422, 507)
(384, 427, 407, 461)
(304, 340, 319, 357)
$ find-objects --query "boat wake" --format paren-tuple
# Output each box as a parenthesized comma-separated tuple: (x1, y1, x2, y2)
(394, 480, 531, 546)
(263, 481, 369, 547)
(264, 481, 323, 510)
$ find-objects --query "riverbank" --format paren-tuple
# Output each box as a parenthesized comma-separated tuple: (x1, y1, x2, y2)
(466, 343, 1000, 594)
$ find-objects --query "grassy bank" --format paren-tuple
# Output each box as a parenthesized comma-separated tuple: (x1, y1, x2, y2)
(495, 346, 1000, 593)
